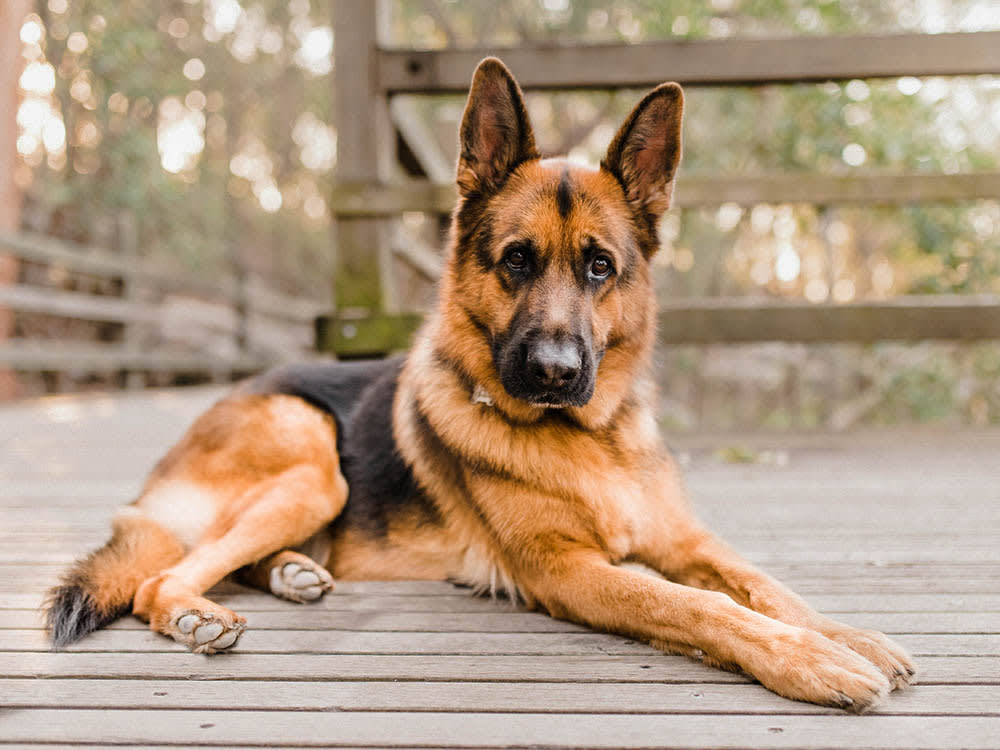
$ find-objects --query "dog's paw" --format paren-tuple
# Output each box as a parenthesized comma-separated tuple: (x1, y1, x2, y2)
(824, 625, 916, 691)
(752, 627, 891, 713)
(168, 608, 246, 654)
(268, 554, 335, 603)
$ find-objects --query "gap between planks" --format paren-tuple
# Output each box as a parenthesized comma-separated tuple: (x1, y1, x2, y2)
(2, 610, 996, 634)
(0, 653, 996, 684)
(1, 679, 997, 716)
(1, 630, 996, 656)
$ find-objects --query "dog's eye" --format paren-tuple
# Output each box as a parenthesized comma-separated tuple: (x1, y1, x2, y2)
(505, 249, 528, 272)
(590, 256, 613, 279)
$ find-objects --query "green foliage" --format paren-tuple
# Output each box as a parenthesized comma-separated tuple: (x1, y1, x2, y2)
(23, 0, 335, 291)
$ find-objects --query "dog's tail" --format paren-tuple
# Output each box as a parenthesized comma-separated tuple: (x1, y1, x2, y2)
(44, 513, 184, 648)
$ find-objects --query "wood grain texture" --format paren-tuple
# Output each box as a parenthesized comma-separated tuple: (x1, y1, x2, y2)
(328, 173, 1000, 215)
(379, 32, 1000, 92)
(4, 710, 1000, 748)
(3, 679, 997, 715)
(0, 652, 996, 683)
(1, 390, 998, 748)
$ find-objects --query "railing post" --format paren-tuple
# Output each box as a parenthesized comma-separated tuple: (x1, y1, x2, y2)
(329, 0, 398, 357)
(118, 212, 147, 390)
(0, 0, 31, 399)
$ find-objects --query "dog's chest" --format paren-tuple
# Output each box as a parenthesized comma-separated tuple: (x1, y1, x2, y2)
(586, 470, 648, 561)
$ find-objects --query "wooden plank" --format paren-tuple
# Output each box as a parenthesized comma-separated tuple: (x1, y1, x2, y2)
(317, 311, 423, 356)
(391, 97, 454, 183)
(329, 173, 1000, 216)
(318, 297, 1000, 349)
(0, 577, 458, 598)
(2, 679, 995, 715)
(0, 232, 325, 324)
(0, 652, 993, 683)
(0, 652, 743, 682)
(4, 710, 1000, 748)
(2, 608, 996, 635)
(678, 172, 1000, 206)
(657, 295, 1000, 343)
(0, 629, 655, 655)
(0, 284, 161, 325)
(379, 31, 1000, 92)
(330, 180, 456, 215)
(0, 340, 269, 372)
(0, 610, 587, 632)
(392, 237, 444, 280)
(0, 231, 227, 298)
(2, 629, 993, 656)
(0, 281, 320, 340)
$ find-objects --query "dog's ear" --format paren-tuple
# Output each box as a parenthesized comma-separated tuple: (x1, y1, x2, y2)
(457, 58, 539, 197)
(602, 83, 684, 216)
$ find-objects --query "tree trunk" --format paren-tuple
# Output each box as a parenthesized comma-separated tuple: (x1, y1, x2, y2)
(0, 0, 31, 399)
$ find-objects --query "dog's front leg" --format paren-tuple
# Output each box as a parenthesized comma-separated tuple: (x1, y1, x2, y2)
(631, 466, 916, 691)
(513, 543, 891, 711)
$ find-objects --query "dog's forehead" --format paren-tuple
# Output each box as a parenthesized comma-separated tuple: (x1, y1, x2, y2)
(532, 157, 606, 194)
(537, 157, 598, 175)
(493, 158, 632, 248)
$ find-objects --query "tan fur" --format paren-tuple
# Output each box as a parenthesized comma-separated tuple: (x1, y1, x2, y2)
(48, 58, 914, 709)
(61, 514, 185, 615)
(124, 393, 347, 650)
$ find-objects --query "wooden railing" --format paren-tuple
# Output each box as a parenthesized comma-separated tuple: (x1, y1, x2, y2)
(378, 31, 1000, 92)
(326, 4, 1000, 356)
(330, 172, 1000, 216)
(0, 231, 329, 379)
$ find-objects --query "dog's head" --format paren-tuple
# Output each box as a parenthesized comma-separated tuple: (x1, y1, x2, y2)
(440, 58, 683, 419)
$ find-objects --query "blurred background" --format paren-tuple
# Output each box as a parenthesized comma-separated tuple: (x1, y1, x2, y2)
(1, 0, 999, 432)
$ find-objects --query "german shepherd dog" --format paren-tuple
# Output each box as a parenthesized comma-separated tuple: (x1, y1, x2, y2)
(46, 58, 914, 711)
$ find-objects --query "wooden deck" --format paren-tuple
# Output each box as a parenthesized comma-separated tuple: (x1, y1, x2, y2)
(1, 387, 998, 748)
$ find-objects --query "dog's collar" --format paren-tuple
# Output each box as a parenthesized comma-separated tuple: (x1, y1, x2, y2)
(472, 384, 494, 407)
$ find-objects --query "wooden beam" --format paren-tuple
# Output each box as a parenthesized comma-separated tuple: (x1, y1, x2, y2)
(331, 181, 456, 215)
(391, 236, 444, 280)
(0, 232, 326, 323)
(0, 284, 160, 325)
(332, 0, 396, 337)
(657, 295, 1000, 344)
(0, 0, 32, 398)
(379, 31, 1000, 93)
(315, 312, 422, 357)
(390, 97, 453, 183)
(0, 231, 227, 296)
(329, 172, 1000, 216)
(0, 340, 269, 372)
(676, 172, 1000, 207)
(315, 296, 1000, 353)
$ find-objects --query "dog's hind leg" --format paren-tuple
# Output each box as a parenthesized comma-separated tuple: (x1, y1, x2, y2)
(239, 547, 335, 603)
(134, 463, 347, 653)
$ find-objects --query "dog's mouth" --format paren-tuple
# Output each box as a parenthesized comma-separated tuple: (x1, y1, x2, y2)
(497, 372, 596, 408)
(520, 390, 590, 408)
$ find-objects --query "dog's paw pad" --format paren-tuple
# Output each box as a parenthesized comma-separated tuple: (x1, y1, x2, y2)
(826, 627, 917, 692)
(269, 557, 334, 603)
(169, 610, 245, 654)
(176, 614, 200, 634)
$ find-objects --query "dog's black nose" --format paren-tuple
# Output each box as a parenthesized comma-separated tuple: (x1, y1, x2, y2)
(527, 339, 581, 390)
